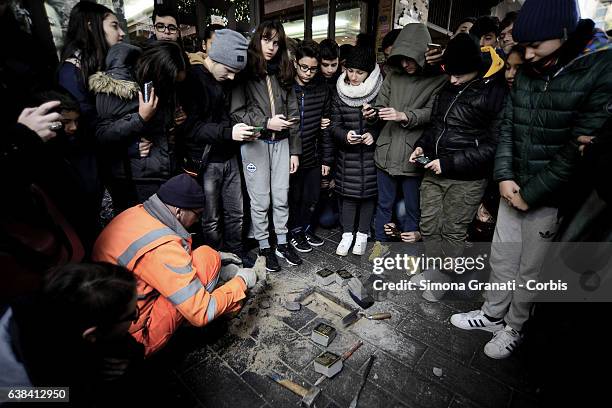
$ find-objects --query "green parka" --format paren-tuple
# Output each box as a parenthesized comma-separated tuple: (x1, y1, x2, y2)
(372, 23, 447, 176)
(494, 22, 611, 208)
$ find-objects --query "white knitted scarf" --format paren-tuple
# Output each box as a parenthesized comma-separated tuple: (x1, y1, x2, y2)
(336, 64, 383, 107)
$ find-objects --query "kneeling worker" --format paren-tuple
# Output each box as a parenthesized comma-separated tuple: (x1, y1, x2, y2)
(93, 174, 264, 356)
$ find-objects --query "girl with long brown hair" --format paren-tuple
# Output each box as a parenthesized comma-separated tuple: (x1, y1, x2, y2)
(231, 21, 302, 272)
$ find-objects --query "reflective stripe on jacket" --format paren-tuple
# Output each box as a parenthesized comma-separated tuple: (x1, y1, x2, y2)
(92, 205, 247, 329)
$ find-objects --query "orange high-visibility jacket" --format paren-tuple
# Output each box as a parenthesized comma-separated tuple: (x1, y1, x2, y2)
(92, 205, 247, 328)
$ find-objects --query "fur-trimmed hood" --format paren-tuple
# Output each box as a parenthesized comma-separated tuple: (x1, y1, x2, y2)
(89, 72, 139, 99)
(88, 42, 141, 99)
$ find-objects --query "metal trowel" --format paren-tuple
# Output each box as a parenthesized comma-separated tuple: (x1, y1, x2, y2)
(341, 309, 392, 327)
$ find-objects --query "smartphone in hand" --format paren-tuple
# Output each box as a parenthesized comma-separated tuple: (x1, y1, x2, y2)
(349, 132, 362, 142)
(143, 81, 153, 102)
(387, 224, 401, 238)
(427, 43, 443, 52)
(414, 155, 432, 165)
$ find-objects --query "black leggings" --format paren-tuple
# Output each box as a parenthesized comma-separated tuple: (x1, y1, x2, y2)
(341, 197, 375, 234)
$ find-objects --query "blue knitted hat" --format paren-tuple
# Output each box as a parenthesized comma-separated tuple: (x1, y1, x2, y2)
(513, 0, 580, 43)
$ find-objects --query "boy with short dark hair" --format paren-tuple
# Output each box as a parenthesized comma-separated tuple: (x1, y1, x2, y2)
(289, 40, 331, 252)
(472, 15, 500, 49)
(152, 5, 180, 42)
(319, 39, 341, 89)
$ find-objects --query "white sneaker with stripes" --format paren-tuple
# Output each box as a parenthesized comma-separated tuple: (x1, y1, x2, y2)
(450, 309, 504, 333)
(484, 325, 522, 359)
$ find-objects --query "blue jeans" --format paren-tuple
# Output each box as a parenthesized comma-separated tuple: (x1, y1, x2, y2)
(375, 169, 421, 241)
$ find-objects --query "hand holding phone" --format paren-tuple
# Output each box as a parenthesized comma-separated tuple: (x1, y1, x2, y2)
(347, 130, 361, 144)
(427, 43, 442, 52)
(384, 223, 401, 238)
(414, 155, 432, 165)
(139, 82, 158, 122)
(362, 104, 377, 119)
(287, 117, 300, 125)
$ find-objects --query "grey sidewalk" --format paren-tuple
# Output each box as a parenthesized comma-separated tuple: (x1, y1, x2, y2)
(152, 227, 540, 408)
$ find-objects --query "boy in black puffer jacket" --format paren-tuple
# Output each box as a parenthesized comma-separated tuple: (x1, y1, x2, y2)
(288, 40, 331, 253)
(409, 34, 507, 300)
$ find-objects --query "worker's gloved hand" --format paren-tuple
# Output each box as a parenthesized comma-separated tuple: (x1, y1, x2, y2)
(236, 268, 257, 289)
(220, 263, 240, 282)
(252, 255, 267, 282)
(219, 251, 243, 266)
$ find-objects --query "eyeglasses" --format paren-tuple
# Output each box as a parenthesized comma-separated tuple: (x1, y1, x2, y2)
(154, 23, 178, 34)
(297, 63, 319, 73)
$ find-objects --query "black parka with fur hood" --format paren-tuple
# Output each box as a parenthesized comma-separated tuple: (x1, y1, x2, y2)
(90, 43, 176, 185)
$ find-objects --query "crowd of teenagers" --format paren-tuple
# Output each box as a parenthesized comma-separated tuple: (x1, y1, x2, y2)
(1, 0, 611, 405)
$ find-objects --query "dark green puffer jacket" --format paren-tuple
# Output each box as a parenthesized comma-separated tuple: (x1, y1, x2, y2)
(494, 21, 612, 208)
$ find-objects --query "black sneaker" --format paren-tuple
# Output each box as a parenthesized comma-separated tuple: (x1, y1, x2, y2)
(259, 247, 281, 272)
(305, 230, 324, 247)
(239, 251, 257, 268)
(276, 243, 303, 266)
(290, 232, 312, 253)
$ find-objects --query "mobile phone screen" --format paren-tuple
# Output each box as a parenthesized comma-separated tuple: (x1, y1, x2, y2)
(143, 81, 153, 102)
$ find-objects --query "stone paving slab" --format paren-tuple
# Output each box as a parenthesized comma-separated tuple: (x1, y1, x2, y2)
(470, 348, 538, 394)
(508, 390, 541, 408)
(181, 354, 265, 408)
(164, 227, 539, 408)
(396, 312, 486, 364)
(348, 317, 428, 368)
(365, 350, 453, 408)
(415, 348, 512, 408)
(448, 394, 482, 408)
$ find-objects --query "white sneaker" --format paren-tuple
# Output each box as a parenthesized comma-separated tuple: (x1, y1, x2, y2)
(352, 232, 368, 255)
(484, 325, 522, 359)
(450, 309, 505, 333)
(336, 233, 354, 256)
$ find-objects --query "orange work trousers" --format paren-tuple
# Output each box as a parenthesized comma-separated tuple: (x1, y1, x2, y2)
(131, 245, 223, 356)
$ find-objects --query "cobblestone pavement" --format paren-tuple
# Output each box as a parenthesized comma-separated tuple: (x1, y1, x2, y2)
(150, 227, 540, 408)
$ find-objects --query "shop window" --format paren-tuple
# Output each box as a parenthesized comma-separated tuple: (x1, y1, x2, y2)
(278, 0, 361, 43)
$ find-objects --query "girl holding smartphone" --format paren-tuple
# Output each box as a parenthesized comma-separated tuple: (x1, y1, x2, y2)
(323, 46, 382, 256)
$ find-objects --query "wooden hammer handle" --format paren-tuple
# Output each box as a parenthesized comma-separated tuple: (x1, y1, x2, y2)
(368, 312, 392, 320)
(341, 340, 364, 361)
(269, 372, 308, 397)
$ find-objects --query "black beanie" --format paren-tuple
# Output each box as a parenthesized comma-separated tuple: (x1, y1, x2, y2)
(443, 33, 483, 75)
(344, 46, 376, 74)
(513, 0, 580, 43)
(157, 174, 205, 209)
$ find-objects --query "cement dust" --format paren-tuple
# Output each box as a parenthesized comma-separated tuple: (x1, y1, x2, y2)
(226, 271, 312, 374)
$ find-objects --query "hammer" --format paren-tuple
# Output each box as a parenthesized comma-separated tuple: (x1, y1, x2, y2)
(268, 371, 321, 407)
